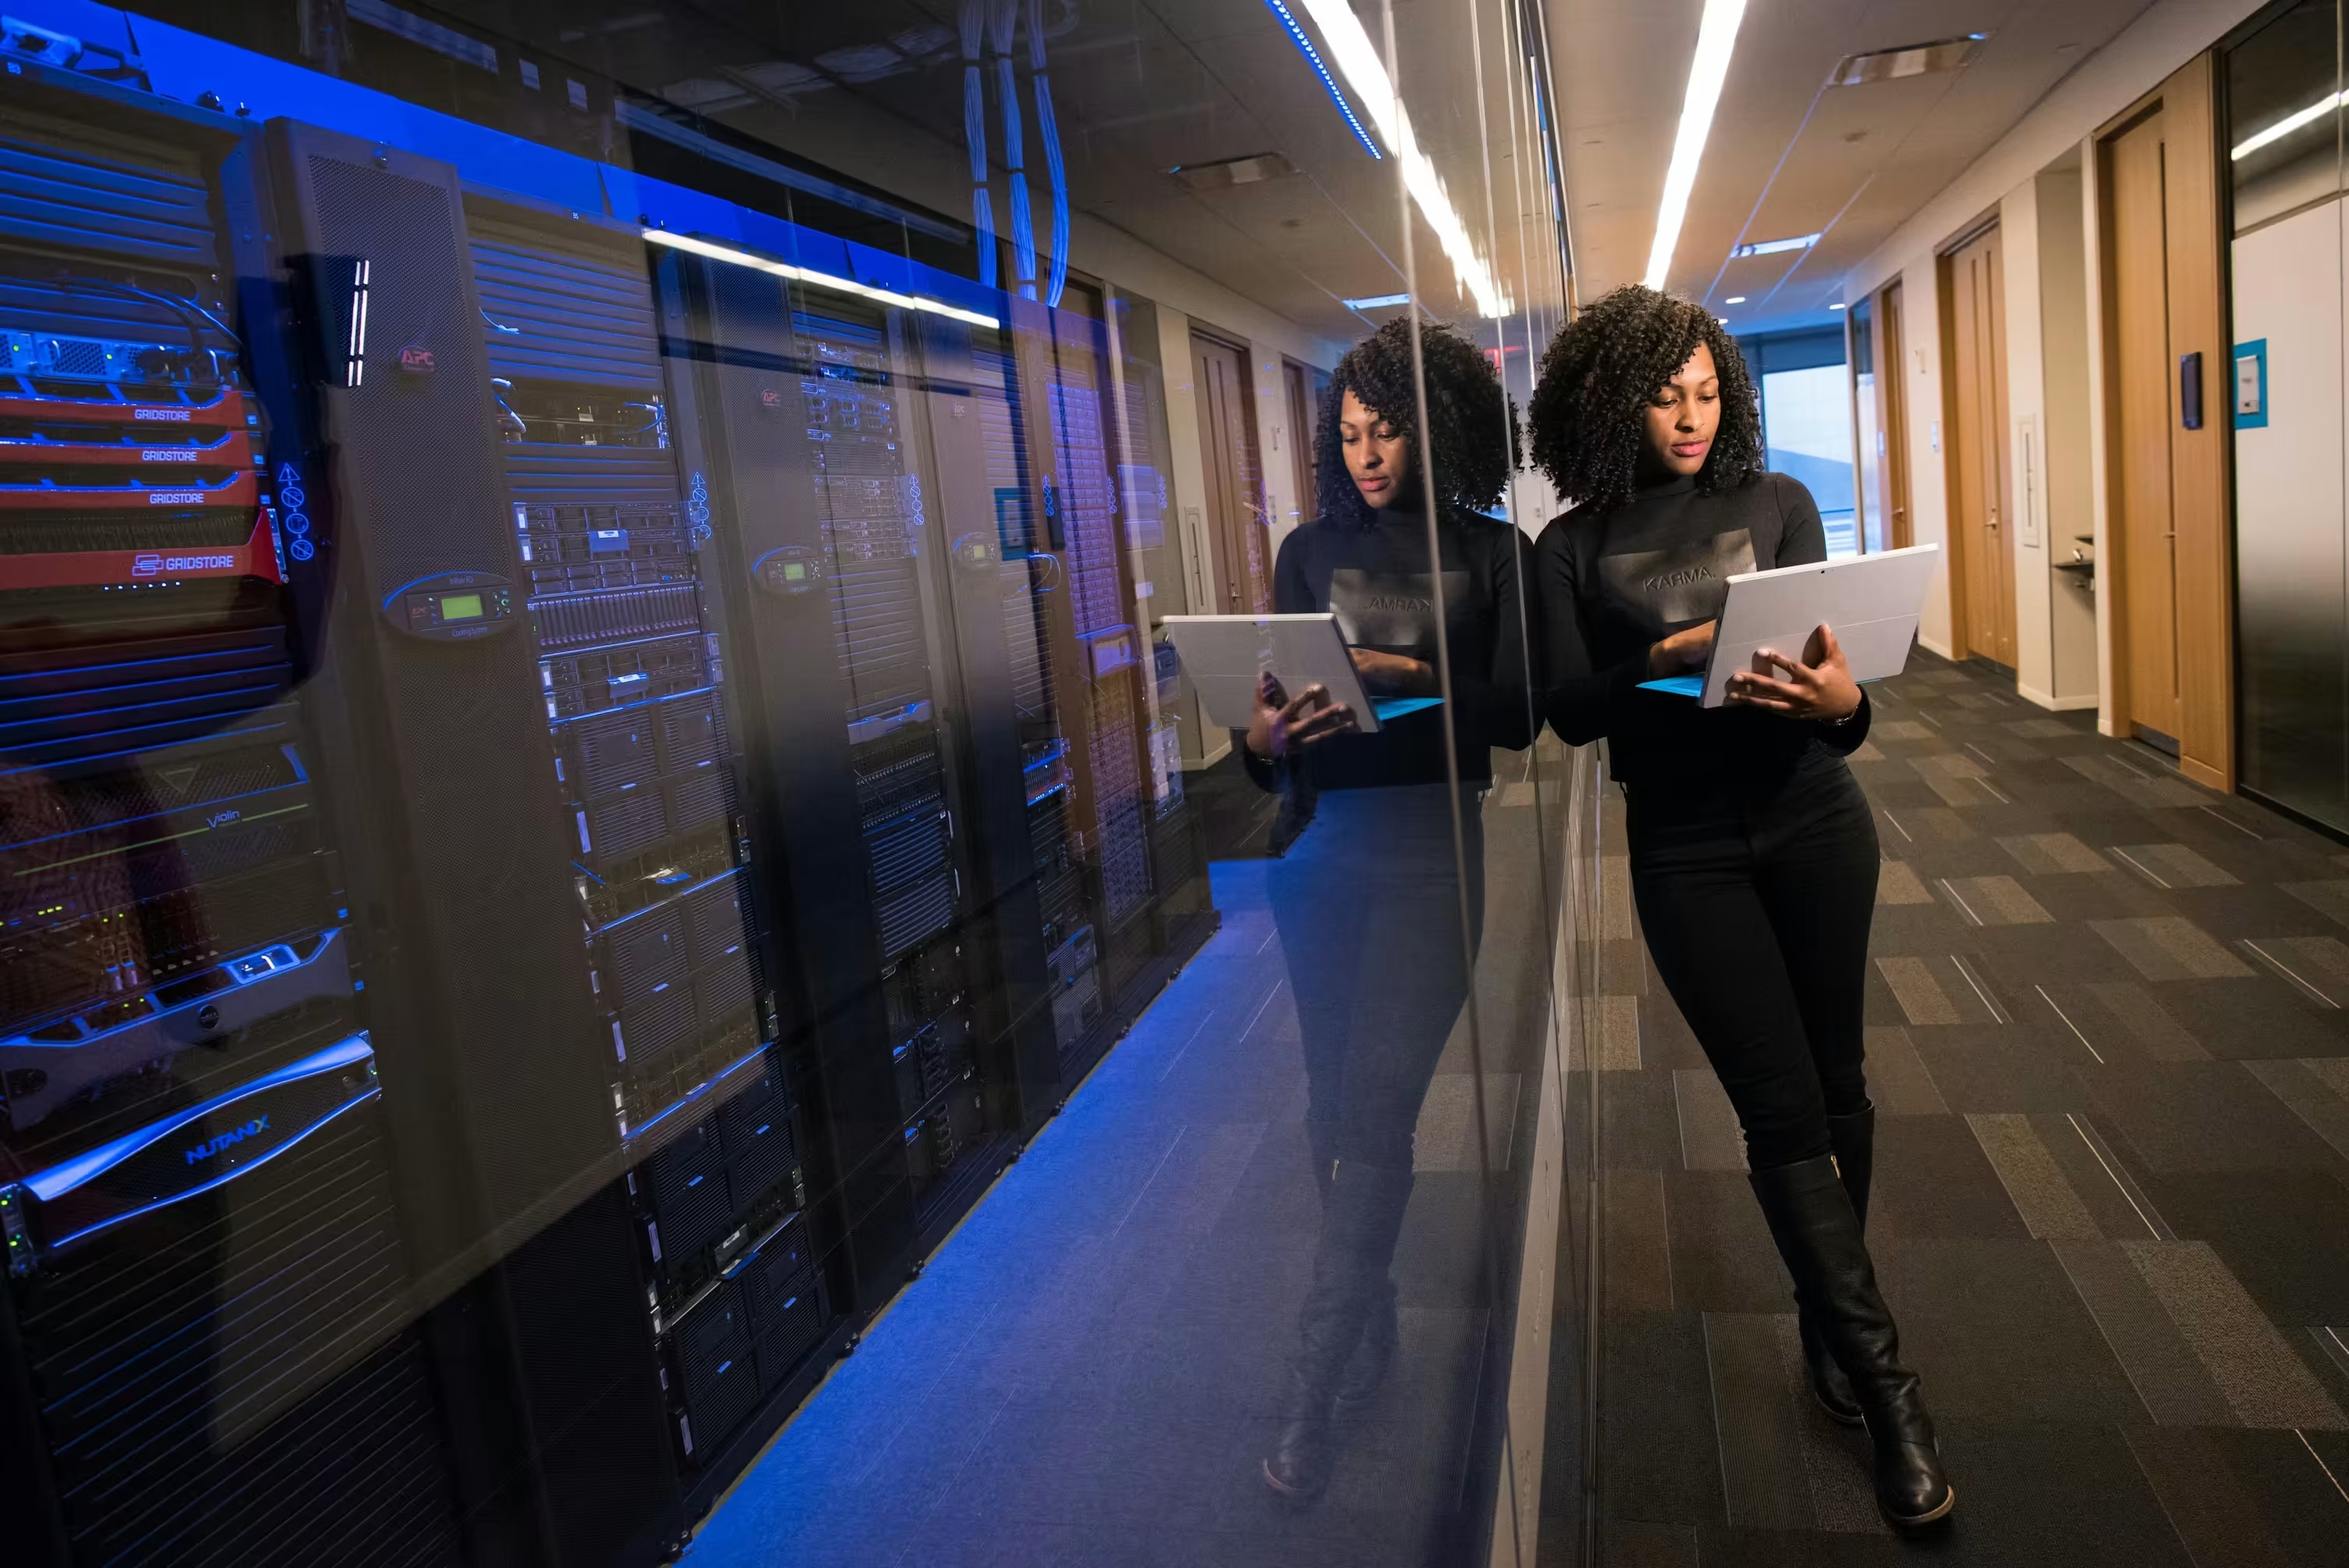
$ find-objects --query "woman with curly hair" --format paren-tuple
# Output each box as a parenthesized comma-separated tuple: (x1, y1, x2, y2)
(1528, 285, 1953, 1530)
(1240, 315, 1533, 1499)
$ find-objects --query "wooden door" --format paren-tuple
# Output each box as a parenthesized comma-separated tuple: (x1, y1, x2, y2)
(1944, 226, 2018, 666)
(2108, 108, 2184, 747)
(1192, 332, 1271, 614)
(1881, 282, 1912, 549)
(2094, 55, 2230, 786)
(1283, 359, 1324, 526)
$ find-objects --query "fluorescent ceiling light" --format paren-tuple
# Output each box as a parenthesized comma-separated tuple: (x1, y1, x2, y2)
(1645, 0, 1748, 290)
(1731, 233, 1820, 258)
(642, 229, 1000, 330)
(1830, 301, 1848, 311)
(2233, 91, 2346, 161)
(1343, 292, 1413, 309)
(1290, 0, 1510, 318)
(1262, 1, 1380, 160)
(1724, 294, 1747, 304)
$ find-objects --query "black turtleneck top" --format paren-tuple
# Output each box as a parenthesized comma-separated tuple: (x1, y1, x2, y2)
(1241, 505, 1535, 791)
(1535, 471, 1871, 785)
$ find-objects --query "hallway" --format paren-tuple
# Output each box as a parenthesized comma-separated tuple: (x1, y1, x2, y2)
(686, 753, 1563, 1567)
(1584, 652, 2349, 1565)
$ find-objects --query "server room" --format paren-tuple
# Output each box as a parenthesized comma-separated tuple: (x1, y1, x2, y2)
(0, 2, 1595, 1565)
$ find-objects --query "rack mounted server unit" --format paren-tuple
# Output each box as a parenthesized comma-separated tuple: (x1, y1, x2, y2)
(0, 27, 1221, 1556)
(460, 191, 831, 1483)
(666, 255, 1006, 1317)
(0, 85, 464, 1568)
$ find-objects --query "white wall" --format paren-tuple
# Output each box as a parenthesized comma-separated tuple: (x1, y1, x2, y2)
(1845, 0, 2268, 303)
(2081, 141, 2119, 735)
(1842, 0, 2267, 708)
(1898, 264, 1955, 657)
(1994, 164, 2101, 711)
(2001, 180, 2055, 695)
(2037, 166, 2101, 706)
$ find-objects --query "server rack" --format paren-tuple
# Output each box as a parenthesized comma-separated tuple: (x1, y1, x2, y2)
(1, 34, 1222, 1558)
(0, 84, 462, 1567)
(257, 123, 695, 1564)
(996, 298, 1211, 1082)
(458, 193, 828, 1484)
(667, 253, 1009, 1313)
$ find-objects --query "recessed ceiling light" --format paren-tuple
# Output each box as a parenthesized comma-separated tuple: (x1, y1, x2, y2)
(1830, 301, 1848, 311)
(1724, 295, 1747, 305)
(1827, 34, 1990, 87)
(1718, 317, 1730, 325)
(1731, 233, 1820, 258)
(1168, 152, 1301, 190)
(1645, 0, 1748, 290)
(1342, 292, 1412, 310)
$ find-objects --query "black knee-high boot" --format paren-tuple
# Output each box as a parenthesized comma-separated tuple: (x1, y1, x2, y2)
(1335, 1274, 1398, 1407)
(1305, 1138, 1399, 1409)
(1264, 1160, 1414, 1497)
(1750, 1155, 1954, 1529)
(1799, 1103, 1874, 1424)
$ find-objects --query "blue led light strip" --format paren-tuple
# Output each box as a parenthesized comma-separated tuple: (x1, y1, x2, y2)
(1262, 0, 1381, 160)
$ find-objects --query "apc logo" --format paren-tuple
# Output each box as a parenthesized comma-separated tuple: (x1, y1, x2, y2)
(186, 1116, 270, 1166)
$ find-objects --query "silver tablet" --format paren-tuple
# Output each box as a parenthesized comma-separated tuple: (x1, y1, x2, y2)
(1160, 612, 1395, 734)
(1698, 543, 1942, 709)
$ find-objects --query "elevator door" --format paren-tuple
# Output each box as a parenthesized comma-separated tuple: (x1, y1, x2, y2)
(1192, 332, 1270, 614)
(2109, 109, 2186, 747)
(1947, 226, 2017, 666)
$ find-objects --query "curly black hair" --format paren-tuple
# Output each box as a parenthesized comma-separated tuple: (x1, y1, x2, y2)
(1311, 316, 1513, 529)
(1527, 285, 1765, 515)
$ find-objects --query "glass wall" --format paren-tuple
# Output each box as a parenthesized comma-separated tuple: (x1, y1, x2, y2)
(1741, 329, 1860, 557)
(0, 2, 1596, 1566)
(2229, 0, 2347, 832)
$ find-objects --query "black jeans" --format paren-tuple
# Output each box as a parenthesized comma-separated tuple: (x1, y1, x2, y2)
(1267, 782, 1486, 1175)
(1626, 754, 1878, 1171)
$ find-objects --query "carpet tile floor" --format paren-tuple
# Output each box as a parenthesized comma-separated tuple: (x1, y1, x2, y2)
(1581, 651, 2349, 1567)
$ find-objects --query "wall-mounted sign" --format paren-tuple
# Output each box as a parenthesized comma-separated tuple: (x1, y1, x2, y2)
(2233, 339, 2268, 430)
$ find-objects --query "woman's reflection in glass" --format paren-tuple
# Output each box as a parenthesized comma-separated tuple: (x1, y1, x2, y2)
(1239, 319, 1533, 1499)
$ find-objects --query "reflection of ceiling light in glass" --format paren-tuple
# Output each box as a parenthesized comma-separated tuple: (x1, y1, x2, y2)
(1731, 233, 1820, 258)
(641, 230, 1000, 330)
(2233, 91, 2347, 160)
(1826, 34, 1990, 87)
(1169, 153, 1302, 190)
(1285, 0, 1512, 318)
(1646, 0, 1748, 290)
(1724, 295, 1747, 304)
(1263, 1, 1380, 160)
(1342, 293, 1413, 309)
